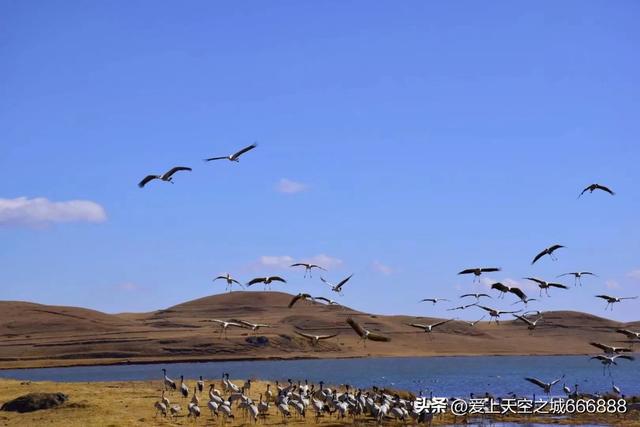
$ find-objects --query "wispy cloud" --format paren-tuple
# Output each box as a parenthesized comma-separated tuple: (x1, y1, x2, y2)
(627, 270, 640, 281)
(245, 254, 343, 272)
(372, 260, 393, 276)
(275, 178, 308, 194)
(0, 196, 107, 228)
(114, 282, 142, 292)
(605, 279, 621, 290)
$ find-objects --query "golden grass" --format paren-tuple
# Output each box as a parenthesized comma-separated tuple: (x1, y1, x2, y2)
(0, 378, 639, 426)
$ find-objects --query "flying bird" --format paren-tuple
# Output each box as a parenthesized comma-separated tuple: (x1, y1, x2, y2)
(615, 329, 640, 342)
(213, 273, 243, 292)
(464, 316, 486, 327)
(460, 293, 491, 302)
(321, 274, 353, 295)
(524, 277, 569, 297)
(513, 314, 543, 333)
(204, 143, 258, 162)
(531, 244, 565, 265)
(138, 167, 192, 188)
(458, 267, 501, 282)
(288, 293, 314, 308)
(590, 354, 634, 375)
(557, 271, 597, 286)
(589, 342, 633, 355)
(447, 303, 476, 311)
(407, 319, 455, 336)
(579, 183, 615, 197)
(346, 318, 390, 345)
(314, 296, 339, 306)
(474, 305, 521, 325)
(524, 376, 564, 394)
(290, 263, 326, 278)
(246, 276, 286, 290)
(419, 298, 450, 305)
(205, 319, 244, 337)
(490, 282, 511, 298)
(508, 287, 537, 306)
(294, 331, 338, 346)
(236, 320, 270, 332)
(595, 295, 638, 311)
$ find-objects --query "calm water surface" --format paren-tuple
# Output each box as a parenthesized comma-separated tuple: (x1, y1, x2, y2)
(1, 355, 637, 398)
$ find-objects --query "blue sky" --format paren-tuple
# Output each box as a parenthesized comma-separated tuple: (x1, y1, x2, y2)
(1, 1, 639, 320)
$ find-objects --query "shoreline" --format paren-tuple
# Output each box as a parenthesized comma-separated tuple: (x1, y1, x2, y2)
(0, 351, 601, 373)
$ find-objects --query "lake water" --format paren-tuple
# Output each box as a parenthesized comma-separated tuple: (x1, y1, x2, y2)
(1, 355, 638, 398)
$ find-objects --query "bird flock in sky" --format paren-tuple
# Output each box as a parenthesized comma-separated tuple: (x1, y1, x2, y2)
(139, 143, 639, 412)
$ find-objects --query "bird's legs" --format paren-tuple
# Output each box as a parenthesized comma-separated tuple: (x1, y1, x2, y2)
(545, 288, 550, 297)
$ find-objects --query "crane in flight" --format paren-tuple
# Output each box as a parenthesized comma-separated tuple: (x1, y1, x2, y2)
(407, 319, 455, 338)
(321, 274, 353, 295)
(513, 314, 543, 334)
(138, 166, 192, 188)
(524, 277, 569, 297)
(294, 330, 339, 346)
(579, 183, 615, 197)
(474, 305, 521, 325)
(458, 267, 501, 282)
(557, 271, 597, 287)
(346, 318, 390, 346)
(419, 298, 450, 305)
(590, 354, 634, 375)
(460, 293, 491, 303)
(290, 262, 326, 278)
(524, 375, 564, 394)
(595, 295, 638, 311)
(213, 273, 243, 292)
(246, 276, 286, 290)
(589, 342, 633, 355)
(531, 244, 565, 265)
(204, 143, 258, 162)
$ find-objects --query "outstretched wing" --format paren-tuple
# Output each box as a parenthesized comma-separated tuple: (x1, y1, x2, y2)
(616, 329, 637, 338)
(616, 355, 635, 361)
(595, 294, 613, 301)
(138, 175, 159, 188)
(231, 143, 258, 160)
(213, 276, 227, 282)
(408, 323, 428, 329)
(509, 287, 527, 300)
(162, 166, 192, 179)
(589, 342, 611, 352)
(457, 269, 475, 275)
(524, 277, 545, 285)
(432, 319, 454, 328)
(475, 305, 494, 313)
(548, 283, 569, 289)
(557, 273, 574, 278)
(317, 333, 338, 340)
(531, 250, 547, 265)
(294, 331, 316, 340)
(335, 274, 353, 290)
(524, 377, 547, 389)
(491, 283, 509, 292)
(246, 277, 266, 286)
(579, 185, 592, 197)
(346, 318, 367, 338)
(480, 267, 501, 273)
(203, 156, 228, 162)
(548, 244, 565, 253)
(288, 293, 311, 308)
(309, 264, 327, 271)
(594, 184, 615, 195)
(513, 314, 534, 326)
(269, 276, 287, 283)
(290, 263, 309, 268)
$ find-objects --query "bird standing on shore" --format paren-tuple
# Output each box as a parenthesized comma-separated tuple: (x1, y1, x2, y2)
(161, 369, 177, 392)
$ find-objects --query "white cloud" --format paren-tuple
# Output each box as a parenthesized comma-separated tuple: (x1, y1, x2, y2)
(250, 254, 343, 271)
(372, 260, 393, 276)
(627, 270, 640, 281)
(605, 280, 621, 290)
(0, 196, 107, 228)
(259, 255, 295, 269)
(275, 178, 308, 194)
(114, 282, 142, 292)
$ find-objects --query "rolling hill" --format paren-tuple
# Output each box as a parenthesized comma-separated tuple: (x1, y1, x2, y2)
(0, 291, 638, 369)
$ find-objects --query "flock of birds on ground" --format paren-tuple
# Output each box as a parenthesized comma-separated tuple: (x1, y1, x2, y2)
(142, 143, 639, 422)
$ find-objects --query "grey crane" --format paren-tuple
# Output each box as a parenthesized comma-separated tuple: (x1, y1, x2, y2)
(204, 142, 258, 162)
(138, 166, 192, 188)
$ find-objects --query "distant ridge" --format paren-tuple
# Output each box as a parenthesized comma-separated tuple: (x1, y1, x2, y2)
(0, 292, 638, 370)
